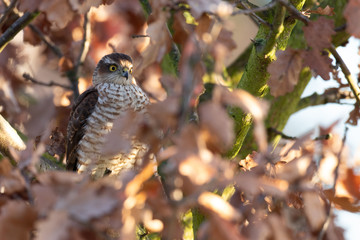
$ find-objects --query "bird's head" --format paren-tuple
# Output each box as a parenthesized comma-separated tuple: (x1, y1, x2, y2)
(93, 53, 135, 85)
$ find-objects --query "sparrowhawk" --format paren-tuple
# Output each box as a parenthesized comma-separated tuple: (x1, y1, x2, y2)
(66, 53, 150, 179)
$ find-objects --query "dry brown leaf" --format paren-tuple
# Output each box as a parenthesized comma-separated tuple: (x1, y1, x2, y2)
(303, 192, 326, 231)
(147, 96, 179, 130)
(259, 176, 289, 198)
(24, 95, 55, 139)
(179, 155, 216, 185)
(346, 104, 360, 126)
(140, 10, 171, 73)
(68, 0, 103, 13)
(239, 152, 258, 171)
(39, 0, 75, 29)
(173, 12, 193, 46)
(198, 101, 234, 151)
(303, 17, 335, 51)
(37, 171, 83, 186)
(217, 86, 268, 151)
(125, 162, 157, 197)
(268, 49, 303, 97)
(198, 192, 242, 222)
(324, 189, 360, 212)
(302, 49, 333, 80)
(344, 0, 360, 38)
(342, 168, 360, 200)
(204, 212, 245, 240)
(0, 201, 37, 240)
(195, 14, 213, 38)
(0, 170, 25, 195)
(141, 63, 167, 101)
(309, 6, 335, 16)
(55, 185, 119, 222)
(217, 86, 268, 124)
(276, 156, 312, 182)
(36, 210, 74, 240)
(102, 111, 137, 156)
(18, 0, 42, 12)
(32, 185, 58, 216)
(267, 214, 291, 240)
(318, 151, 338, 185)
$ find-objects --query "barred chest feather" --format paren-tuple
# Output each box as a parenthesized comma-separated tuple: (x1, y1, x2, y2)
(77, 82, 149, 179)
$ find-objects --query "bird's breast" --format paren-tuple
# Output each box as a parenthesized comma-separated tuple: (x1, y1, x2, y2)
(76, 83, 149, 175)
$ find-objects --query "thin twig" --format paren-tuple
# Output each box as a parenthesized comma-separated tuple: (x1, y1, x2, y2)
(268, 127, 297, 140)
(232, 1, 277, 16)
(23, 73, 72, 90)
(75, 11, 91, 71)
(296, 89, 355, 112)
(268, 127, 331, 141)
(0, 11, 39, 52)
(317, 126, 348, 240)
(28, 24, 63, 58)
(0, 0, 18, 29)
(132, 34, 150, 38)
(236, 2, 272, 28)
(20, 168, 34, 205)
(276, 0, 309, 24)
(328, 45, 360, 104)
(67, 11, 91, 99)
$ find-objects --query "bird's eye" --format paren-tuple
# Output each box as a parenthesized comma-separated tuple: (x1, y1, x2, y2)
(129, 68, 133, 74)
(109, 65, 117, 71)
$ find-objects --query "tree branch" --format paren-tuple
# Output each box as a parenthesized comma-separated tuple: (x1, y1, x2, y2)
(66, 11, 91, 99)
(276, 0, 309, 24)
(228, 0, 305, 158)
(232, 1, 277, 16)
(23, 73, 72, 90)
(268, 127, 331, 141)
(75, 11, 91, 72)
(296, 89, 355, 112)
(28, 24, 63, 58)
(0, 11, 39, 52)
(0, 0, 18, 30)
(328, 45, 360, 104)
(277, 0, 360, 103)
(235, 2, 273, 28)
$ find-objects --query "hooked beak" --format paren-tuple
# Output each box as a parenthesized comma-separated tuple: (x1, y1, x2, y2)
(122, 70, 129, 80)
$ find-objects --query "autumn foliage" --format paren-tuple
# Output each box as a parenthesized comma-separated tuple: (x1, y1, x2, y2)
(0, 0, 360, 240)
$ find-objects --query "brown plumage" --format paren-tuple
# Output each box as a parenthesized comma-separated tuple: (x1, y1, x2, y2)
(66, 53, 150, 179)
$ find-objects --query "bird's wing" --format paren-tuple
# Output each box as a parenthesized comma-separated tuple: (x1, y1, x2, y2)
(66, 87, 99, 171)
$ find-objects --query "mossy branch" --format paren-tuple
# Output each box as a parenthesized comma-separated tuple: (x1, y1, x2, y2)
(227, 0, 306, 158)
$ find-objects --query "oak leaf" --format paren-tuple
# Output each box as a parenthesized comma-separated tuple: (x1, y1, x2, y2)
(302, 49, 333, 80)
(0, 201, 37, 240)
(268, 49, 303, 97)
(303, 17, 335, 51)
(309, 6, 335, 16)
(344, 0, 360, 38)
(38, 0, 75, 29)
(198, 101, 234, 151)
(303, 192, 326, 231)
